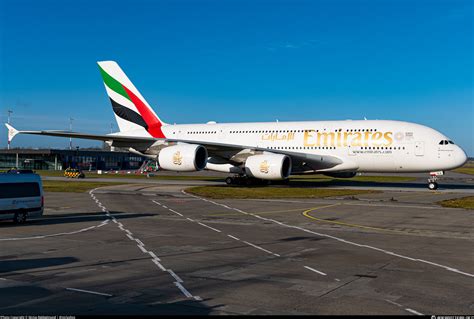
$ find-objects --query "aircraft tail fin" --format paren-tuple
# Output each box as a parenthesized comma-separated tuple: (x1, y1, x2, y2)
(97, 61, 166, 138)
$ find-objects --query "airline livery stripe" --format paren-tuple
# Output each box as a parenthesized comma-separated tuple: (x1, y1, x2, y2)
(110, 98, 148, 129)
(98, 65, 130, 101)
(122, 85, 165, 138)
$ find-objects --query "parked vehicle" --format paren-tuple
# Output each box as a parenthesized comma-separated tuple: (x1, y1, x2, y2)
(0, 172, 44, 223)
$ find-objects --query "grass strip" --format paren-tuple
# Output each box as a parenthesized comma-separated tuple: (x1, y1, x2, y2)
(437, 196, 474, 210)
(185, 186, 379, 199)
(42, 180, 125, 193)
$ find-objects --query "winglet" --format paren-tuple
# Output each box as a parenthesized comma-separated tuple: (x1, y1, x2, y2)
(5, 123, 20, 142)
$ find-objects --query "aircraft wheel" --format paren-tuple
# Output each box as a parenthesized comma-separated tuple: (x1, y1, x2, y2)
(428, 182, 438, 190)
(225, 177, 234, 185)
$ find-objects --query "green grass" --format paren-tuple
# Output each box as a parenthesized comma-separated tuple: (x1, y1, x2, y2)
(185, 186, 379, 199)
(437, 196, 474, 210)
(453, 161, 474, 175)
(33, 170, 222, 181)
(42, 180, 125, 193)
(453, 167, 474, 175)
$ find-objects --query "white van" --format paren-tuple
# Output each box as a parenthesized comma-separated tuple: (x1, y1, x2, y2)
(0, 172, 44, 223)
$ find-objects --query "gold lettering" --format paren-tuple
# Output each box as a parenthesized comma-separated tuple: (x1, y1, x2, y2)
(304, 131, 315, 147)
(363, 131, 371, 146)
(343, 132, 352, 147)
(383, 132, 393, 146)
(317, 132, 335, 147)
(372, 132, 383, 146)
(336, 132, 342, 147)
(351, 132, 362, 146)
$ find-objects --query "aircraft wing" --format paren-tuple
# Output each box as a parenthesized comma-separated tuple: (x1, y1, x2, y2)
(6, 124, 356, 172)
(6, 123, 156, 143)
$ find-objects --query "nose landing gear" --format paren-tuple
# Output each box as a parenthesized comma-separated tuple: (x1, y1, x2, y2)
(428, 171, 443, 190)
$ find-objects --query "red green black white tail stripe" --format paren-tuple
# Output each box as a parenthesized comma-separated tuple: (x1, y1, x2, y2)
(97, 61, 166, 138)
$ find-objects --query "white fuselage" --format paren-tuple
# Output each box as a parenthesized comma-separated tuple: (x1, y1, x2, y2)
(146, 119, 466, 174)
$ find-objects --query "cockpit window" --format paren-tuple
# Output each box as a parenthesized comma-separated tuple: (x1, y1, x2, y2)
(439, 140, 450, 145)
(448, 140, 454, 144)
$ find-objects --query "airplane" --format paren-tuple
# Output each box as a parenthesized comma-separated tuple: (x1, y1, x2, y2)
(5, 61, 468, 190)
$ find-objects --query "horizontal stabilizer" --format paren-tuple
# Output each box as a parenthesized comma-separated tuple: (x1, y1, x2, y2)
(5, 123, 19, 142)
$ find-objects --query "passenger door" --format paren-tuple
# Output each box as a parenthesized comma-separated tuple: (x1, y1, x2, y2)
(415, 141, 424, 156)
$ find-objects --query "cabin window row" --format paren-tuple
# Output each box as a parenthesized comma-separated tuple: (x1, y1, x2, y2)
(187, 131, 217, 134)
(228, 128, 379, 134)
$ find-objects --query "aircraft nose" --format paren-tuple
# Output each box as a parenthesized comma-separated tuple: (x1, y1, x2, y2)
(454, 146, 468, 168)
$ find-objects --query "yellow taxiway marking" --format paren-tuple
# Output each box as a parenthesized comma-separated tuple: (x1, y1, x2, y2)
(302, 205, 405, 234)
(206, 206, 318, 217)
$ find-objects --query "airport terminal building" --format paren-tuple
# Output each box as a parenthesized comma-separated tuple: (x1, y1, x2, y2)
(0, 148, 146, 171)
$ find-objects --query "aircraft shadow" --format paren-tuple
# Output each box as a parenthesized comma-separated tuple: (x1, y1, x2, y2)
(0, 211, 155, 228)
(0, 257, 79, 274)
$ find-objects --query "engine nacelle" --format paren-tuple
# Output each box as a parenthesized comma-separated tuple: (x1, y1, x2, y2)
(323, 171, 357, 178)
(158, 144, 208, 172)
(245, 154, 292, 180)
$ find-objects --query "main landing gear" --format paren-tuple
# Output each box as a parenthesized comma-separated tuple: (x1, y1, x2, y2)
(427, 171, 443, 190)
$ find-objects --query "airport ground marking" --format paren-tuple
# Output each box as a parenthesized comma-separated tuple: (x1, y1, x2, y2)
(183, 190, 474, 278)
(242, 240, 281, 257)
(197, 222, 222, 233)
(385, 299, 424, 316)
(304, 265, 327, 276)
(206, 206, 319, 217)
(66, 287, 112, 297)
(0, 225, 99, 241)
(151, 199, 282, 259)
(405, 308, 424, 316)
(302, 205, 406, 234)
(91, 189, 201, 301)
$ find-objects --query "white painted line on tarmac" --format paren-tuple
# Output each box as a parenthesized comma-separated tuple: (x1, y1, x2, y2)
(126, 234, 135, 241)
(175, 282, 193, 298)
(162, 205, 168, 209)
(183, 190, 474, 278)
(125, 229, 133, 235)
(186, 217, 195, 222)
(385, 299, 403, 307)
(242, 241, 280, 257)
(405, 308, 424, 315)
(135, 239, 144, 246)
(137, 245, 148, 253)
(167, 269, 183, 283)
(152, 258, 166, 271)
(152, 200, 162, 205)
(227, 234, 240, 241)
(304, 265, 327, 276)
(66, 287, 112, 297)
(148, 251, 160, 261)
(197, 222, 221, 233)
(169, 209, 183, 216)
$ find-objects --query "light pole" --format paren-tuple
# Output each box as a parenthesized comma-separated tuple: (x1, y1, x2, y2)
(7, 110, 13, 150)
(69, 117, 74, 150)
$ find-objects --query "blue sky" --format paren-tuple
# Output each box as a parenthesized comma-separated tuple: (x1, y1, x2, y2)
(0, 0, 473, 154)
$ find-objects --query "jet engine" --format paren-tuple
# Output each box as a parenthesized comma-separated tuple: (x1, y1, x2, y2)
(245, 154, 292, 180)
(158, 144, 208, 172)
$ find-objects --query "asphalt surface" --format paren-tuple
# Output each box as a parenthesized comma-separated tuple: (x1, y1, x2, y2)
(0, 176, 473, 315)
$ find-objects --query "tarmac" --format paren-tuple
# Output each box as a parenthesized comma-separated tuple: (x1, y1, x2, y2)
(0, 173, 473, 315)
